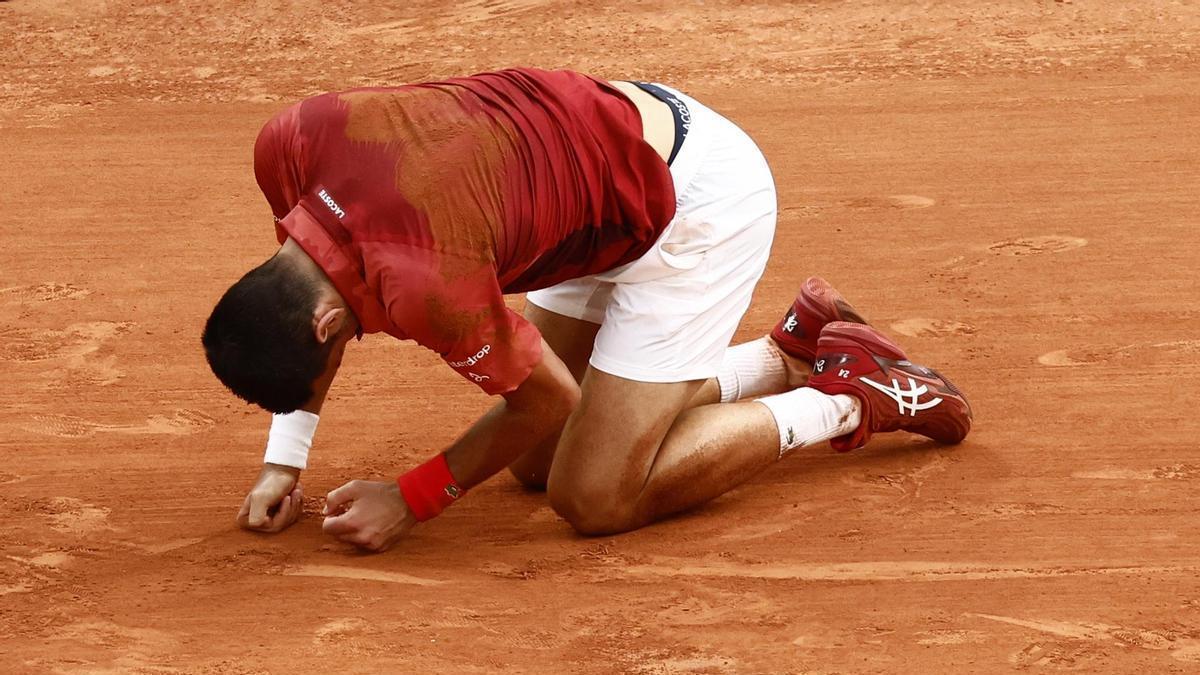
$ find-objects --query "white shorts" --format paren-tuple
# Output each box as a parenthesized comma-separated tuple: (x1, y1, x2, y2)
(526, 86, 777, 383)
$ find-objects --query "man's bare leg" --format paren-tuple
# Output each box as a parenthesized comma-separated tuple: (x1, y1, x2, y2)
(511, 307, 813, 490)
(507, 304, 600, 489)
(547, 368, 857, 535)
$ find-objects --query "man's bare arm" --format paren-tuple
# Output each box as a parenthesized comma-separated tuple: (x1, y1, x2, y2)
(236, 339, 347, 531)
(321, 338, 579, 551)
(444, 338, 580, 489)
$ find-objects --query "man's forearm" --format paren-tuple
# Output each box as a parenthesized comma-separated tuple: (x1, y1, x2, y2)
(441, 341, 579, 489)
(443, 394, 573, 489)
(300, 350, 341, 414)
(263, 343, 343, 468)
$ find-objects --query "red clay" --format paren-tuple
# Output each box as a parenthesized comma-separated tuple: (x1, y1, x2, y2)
(3, 1, 1200, 672)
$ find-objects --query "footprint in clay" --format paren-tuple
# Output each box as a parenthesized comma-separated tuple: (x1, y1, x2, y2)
(890, 318, 977, 338)
(24, 409, 217, 438)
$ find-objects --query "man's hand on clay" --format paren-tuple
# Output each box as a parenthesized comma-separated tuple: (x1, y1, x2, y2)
(321, 480, 416, 552)
(237, 463, 304, 533)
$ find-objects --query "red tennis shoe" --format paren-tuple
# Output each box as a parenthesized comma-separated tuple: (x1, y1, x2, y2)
(808, 322, 972, 452)
(770, 277, 869, 363)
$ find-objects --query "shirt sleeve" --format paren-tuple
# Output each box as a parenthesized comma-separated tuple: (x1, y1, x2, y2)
(369, 243, 543, 395)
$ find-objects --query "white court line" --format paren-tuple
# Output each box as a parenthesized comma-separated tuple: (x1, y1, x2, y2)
(619, 558, 1200, 582)
(282, 564, 444, 586)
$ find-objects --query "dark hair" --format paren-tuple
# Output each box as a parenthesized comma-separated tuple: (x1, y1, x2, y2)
(202, 255, 331, 413)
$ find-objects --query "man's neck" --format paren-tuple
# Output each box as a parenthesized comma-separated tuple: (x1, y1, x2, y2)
(277, 238, 361, 334)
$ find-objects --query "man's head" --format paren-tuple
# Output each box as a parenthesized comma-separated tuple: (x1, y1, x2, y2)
(202, 242, 354, 413)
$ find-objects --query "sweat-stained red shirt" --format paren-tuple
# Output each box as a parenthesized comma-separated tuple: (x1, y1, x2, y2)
(253, 68, 676, 394)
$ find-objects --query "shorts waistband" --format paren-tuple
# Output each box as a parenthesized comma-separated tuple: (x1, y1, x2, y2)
(630, 81, 691, 166)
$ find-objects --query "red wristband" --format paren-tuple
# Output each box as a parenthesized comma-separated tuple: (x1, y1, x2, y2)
(397, 454, 465, 522)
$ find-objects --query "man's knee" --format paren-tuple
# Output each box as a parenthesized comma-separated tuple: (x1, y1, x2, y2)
(546, 475, 639, 536)
(544, 370, 700, 535)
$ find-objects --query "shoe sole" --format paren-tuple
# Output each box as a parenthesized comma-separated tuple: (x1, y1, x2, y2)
(816, 321, 907, 363)
(798, 278, 869, 327)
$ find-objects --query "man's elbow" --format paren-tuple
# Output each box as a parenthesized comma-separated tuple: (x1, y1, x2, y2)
(504, 372, 580, 424)
(547, 378, 581, 422)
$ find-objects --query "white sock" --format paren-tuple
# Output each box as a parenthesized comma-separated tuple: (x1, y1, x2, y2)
(755, 389, 861, 457)
(716, 337, 789, 403)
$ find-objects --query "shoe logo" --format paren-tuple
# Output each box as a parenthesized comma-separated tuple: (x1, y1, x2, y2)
(860, 376, 943, 416)
(783, 312, 798, 333)
(815, 354, 856, 375)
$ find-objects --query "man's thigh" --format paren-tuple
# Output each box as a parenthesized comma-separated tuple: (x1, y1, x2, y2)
(547, 367, 702, 522)
(507, 302, 601, 488)
(523, 301, 599, 381)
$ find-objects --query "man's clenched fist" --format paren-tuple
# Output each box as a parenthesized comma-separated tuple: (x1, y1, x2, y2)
(322, 480, 416, 552)
(237, 463, 303, 533)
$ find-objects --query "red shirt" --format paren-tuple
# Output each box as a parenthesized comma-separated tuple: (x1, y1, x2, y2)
(253, 68, 676, 394)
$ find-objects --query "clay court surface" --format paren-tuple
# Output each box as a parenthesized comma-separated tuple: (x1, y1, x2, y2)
(3, 1, 1200, 672)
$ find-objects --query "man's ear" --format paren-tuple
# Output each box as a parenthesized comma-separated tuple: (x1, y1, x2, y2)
(313, 307, 347, 344)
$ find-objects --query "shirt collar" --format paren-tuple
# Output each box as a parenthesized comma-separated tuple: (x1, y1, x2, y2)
(275, 202, 388, 336)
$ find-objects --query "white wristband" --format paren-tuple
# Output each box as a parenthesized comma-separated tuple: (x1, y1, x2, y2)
(263, 410, 319, 470)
